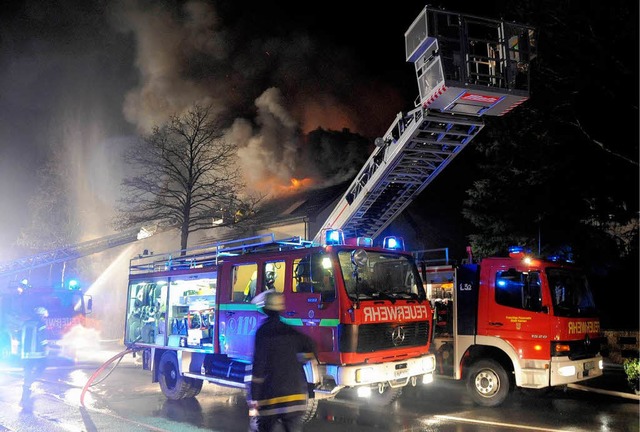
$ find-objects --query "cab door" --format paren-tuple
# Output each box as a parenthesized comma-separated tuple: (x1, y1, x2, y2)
(285, 253, 340, 364)
(477, 263, 550, 361)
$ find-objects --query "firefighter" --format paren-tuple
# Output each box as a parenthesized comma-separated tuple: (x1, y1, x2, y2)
(249, 291, 316, 432)
(20, 306, 49, 408)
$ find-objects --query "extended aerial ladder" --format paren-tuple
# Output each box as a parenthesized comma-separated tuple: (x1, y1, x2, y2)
(314, 7, 536, 243)
(0, 224, 165, 279)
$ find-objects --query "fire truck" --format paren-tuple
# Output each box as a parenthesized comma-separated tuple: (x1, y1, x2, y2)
(0, 279, 93, 362)
(124, 232, 434, 419)
(415, 247, 604, 406)
(121, 5, 547, 416)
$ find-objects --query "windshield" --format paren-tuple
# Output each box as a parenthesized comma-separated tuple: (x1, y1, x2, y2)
(20, 291, 85, 317)
(338, 249, 426, 301)
(546, 267, 597, 317)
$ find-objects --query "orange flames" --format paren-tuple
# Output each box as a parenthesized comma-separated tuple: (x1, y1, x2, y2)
(277, 177, 313, 194)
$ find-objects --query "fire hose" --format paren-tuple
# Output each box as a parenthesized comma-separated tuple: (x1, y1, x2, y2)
(80, 347, 140, 407)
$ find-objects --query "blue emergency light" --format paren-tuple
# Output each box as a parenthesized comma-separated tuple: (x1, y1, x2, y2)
(383, 236, 404, 250)
(356, 237, 373, 246)
(324, 229, 345, 246)
(508, 246, 530, 254)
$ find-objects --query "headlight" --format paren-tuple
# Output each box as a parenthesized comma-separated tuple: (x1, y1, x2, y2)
(422, 356, 435, 372)
(355, 367, 375, 383)
(558, 365, 576, 377)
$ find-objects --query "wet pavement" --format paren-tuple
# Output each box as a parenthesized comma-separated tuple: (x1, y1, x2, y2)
(569, 360, 640, 401)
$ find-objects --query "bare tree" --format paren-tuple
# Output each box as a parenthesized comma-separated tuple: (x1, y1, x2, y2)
(115, 104, 261, 252)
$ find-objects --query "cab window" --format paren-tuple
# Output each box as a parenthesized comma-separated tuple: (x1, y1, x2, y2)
(263, 261, 285, 293)
(293, 253, 336, 301)
(232, 263, 258, 302)
(495, 269, 542, 312)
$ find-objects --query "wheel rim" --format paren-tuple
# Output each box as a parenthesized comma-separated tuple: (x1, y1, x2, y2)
(474, 369, 500, 397)
(164, 363, 178, 389)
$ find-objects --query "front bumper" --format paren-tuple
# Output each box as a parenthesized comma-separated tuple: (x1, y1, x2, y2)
(550, 355, 604, 386)
(323, 353, 436, 388)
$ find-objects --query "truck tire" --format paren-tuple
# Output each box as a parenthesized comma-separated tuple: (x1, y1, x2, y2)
(466, 359, 510, 407)
(338, 386, 403, 405)
(301, 398, 319, 423)
(370, 387, 403, 405)
(184, 378, 204, 398)
(158, 351, 200, 400)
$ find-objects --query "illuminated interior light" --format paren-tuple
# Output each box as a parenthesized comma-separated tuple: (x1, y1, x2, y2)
(321, 257, 332, 269)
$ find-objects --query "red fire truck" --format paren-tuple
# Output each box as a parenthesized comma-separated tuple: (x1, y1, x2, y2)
(120, 5, 545, 417)
(124, 232, 435, 419)
(0, 279, 93, 362)
(416, 247, 604, 406)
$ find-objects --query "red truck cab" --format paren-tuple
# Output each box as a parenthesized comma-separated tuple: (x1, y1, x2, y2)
(421, 247, 604, 406)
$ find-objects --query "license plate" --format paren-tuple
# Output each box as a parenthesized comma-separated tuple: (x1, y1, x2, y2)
(584, 361, 594, 370)
(394, 369, 408, 377)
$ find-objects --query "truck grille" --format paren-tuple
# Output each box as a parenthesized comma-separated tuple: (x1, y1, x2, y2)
(339, 321, 430, 353)
(552, 336, 605, 360)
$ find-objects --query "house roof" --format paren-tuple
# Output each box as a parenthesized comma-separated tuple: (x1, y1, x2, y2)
(253, 180, 350, 225)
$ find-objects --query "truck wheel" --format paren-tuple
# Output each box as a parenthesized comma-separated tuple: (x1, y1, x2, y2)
(466, 359, 510, 407)
(158, 351, 196, 400)
(183, 378, 204, 398)
(370, 387, 403, 405)
(301, 398, 319, 423)
(339, 386, 403, 405)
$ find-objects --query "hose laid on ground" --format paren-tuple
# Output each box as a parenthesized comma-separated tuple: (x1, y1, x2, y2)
(80, 347, 138, 407)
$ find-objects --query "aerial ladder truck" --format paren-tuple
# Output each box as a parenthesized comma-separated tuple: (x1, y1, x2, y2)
(316, 8, 604, 407)
(114, 6, 543, 419)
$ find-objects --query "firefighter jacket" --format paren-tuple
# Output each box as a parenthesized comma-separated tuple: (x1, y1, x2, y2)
(20, 317, 49, 360)
(250, 314, 316, 416)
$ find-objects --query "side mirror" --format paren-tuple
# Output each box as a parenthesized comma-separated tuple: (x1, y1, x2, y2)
(85, 295, 93, 314)
(351, 249, 368, 268)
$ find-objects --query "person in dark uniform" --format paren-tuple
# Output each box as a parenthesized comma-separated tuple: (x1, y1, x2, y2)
(20, 306, 49, 408)
(249, 291, 316, 432)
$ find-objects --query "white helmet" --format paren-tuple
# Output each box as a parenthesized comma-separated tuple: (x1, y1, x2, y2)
(34, 307, 49, 318)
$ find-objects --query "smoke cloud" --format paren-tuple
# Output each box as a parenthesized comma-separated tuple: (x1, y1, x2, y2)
(115, 0, 403, 197)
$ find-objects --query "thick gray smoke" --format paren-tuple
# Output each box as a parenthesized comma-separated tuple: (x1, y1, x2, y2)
(0, 0, 407, 260)
(115, 0, 402, 197)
